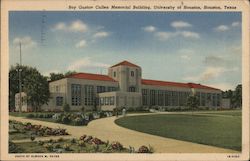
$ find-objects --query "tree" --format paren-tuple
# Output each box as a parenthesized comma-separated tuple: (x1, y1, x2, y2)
(63, 104, 70, 112)
(222, 84, 242, 108)
(49, 73, 64, 81)
(186, 95, 199, 114)
(9, 64, 50, 112)
(232, 84, 242, 108)
(49, 71, 77, 81)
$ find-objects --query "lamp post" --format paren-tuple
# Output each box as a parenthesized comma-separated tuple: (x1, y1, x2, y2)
(18, 42, 22, 112)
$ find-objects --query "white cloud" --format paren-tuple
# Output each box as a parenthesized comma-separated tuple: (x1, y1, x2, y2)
(179, 31, 200, 39)
(154, 31, 176, 40)
(232, 21, 240, 27)
(171, 21, 192, 29)
(93, 31, 109, 38)
(13, 36, 37, 49)
(67, 57, 110, 71)
(52, 20, 88, 33)
(42, 69, 60, 77)
(154, 31, 200, 41)
(184, 66, 239, 82)
(214, 25, 229, 32)
(142, 26, 156, 32)
(180, 55, 191, 60)
(75, 40, 87, 48)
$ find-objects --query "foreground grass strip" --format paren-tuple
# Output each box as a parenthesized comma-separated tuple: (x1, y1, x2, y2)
(115, 114, 241, 151)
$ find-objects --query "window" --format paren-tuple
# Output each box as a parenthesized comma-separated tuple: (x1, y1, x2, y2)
(100, 97, 104, 105)
(107, 87, 117, 92)
(97, 86, 106, 93)
(84, 85, 94, 106)
(142, 89, 148, 106)
(113, 72, 116, 77)
(158, 90, 164, 106)
(212, 94, 216, 106)
(110, 97, 114, 105)
(217, 94, 221, 106)
(129, 86, 136, 92)
(201, 93, 206, 106)
(71, 84, 81, 106)
(105, 97, 109, 105)
(150, 90, 156, 106)
(131, 71, 134, 77)
(56, 97, 63, 106)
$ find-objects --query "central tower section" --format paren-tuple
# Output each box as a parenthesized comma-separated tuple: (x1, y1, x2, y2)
(108, 60, 142, 93)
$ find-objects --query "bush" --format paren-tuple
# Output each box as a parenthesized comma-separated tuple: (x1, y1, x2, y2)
(62, 144, 71, 151)
(63, 104, 70, 112)
(43, 143, 53, 151)
(111, 141, 123, 151)
(72, 117, 85, 126)
(39, 114, 44, 118)
(26, 114, 34, 118)
(61, 116, 71, 124)
(137, 145, 152, 153)
(88, 113, 94, 121)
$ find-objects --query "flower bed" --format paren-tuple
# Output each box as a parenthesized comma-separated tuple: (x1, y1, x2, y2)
(9, 133, 154, 153)
(9, 120, 69, 140)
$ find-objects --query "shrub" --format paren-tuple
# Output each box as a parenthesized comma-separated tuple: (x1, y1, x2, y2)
(92, 138, 104, 145)
(84, 136, 93, 143)
(62, 144, 70, 151)
(54, 144, 61, 149)
(38, 140, 44, 145)
(73, 117, 85, 126)
(111, 141, 123, 151)
(78, 140, 86, 147)
(138, 145, 150, 153)
(39, 114, 44, 118)
(71, 138, 76, 144)
(61, 116, 71, 124)
(63, 104, 70, 112)
(88, 113, 94, 121)
(30, 135, 35, 141)
(80, 135, 87, 140)
(26, 114, 34, 118)
(43, 143, 53, 151)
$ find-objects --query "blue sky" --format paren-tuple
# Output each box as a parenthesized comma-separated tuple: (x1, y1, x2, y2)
(9, 11, 242, 90)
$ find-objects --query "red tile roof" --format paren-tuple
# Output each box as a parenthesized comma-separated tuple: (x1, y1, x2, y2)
(142, 79, 220, 91)
(66, 73, 117, 82)
(111, 60, 140, 68)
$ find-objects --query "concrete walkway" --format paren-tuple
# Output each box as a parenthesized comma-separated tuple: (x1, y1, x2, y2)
(9, 114, 238, 153)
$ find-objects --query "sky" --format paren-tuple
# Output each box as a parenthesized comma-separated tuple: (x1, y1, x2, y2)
(9, 11, 242, 91)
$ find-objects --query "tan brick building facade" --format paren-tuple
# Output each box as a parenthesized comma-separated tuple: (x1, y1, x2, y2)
(41, 61, 222, 111)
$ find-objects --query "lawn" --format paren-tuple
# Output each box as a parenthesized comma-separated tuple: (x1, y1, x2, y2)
(115, 113, 242, 151)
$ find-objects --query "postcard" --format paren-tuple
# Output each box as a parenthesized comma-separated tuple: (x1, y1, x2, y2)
(1, 0, 249, 160)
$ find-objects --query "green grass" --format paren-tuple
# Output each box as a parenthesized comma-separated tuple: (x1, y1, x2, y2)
(115, 113, 242, 151)
(201, 110, 242, 116)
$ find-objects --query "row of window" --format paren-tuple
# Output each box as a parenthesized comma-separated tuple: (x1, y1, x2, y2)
(142, 89, 221, 107)
(99, 97, 115, 105)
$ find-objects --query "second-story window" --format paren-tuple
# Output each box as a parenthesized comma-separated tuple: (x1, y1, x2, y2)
(131, 71, 134, 77)
(113, 72, 116, 77)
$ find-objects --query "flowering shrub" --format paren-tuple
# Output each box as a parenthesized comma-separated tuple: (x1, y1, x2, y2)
(84, 136, 93, 143)
(71, 138, 76, 143)
(79, 135, 87, 140)
(92, 138, 104, 145)
(73, 117, 85, 126)
(111, 141, 123, 151)
(137, 145, 153, 153)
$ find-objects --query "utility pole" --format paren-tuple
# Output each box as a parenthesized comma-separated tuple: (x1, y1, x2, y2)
(19, 42, 22, 112)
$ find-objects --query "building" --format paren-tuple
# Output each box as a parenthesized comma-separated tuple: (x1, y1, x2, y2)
(15, 92, 32, 112)
(40, 60, 222, 112)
